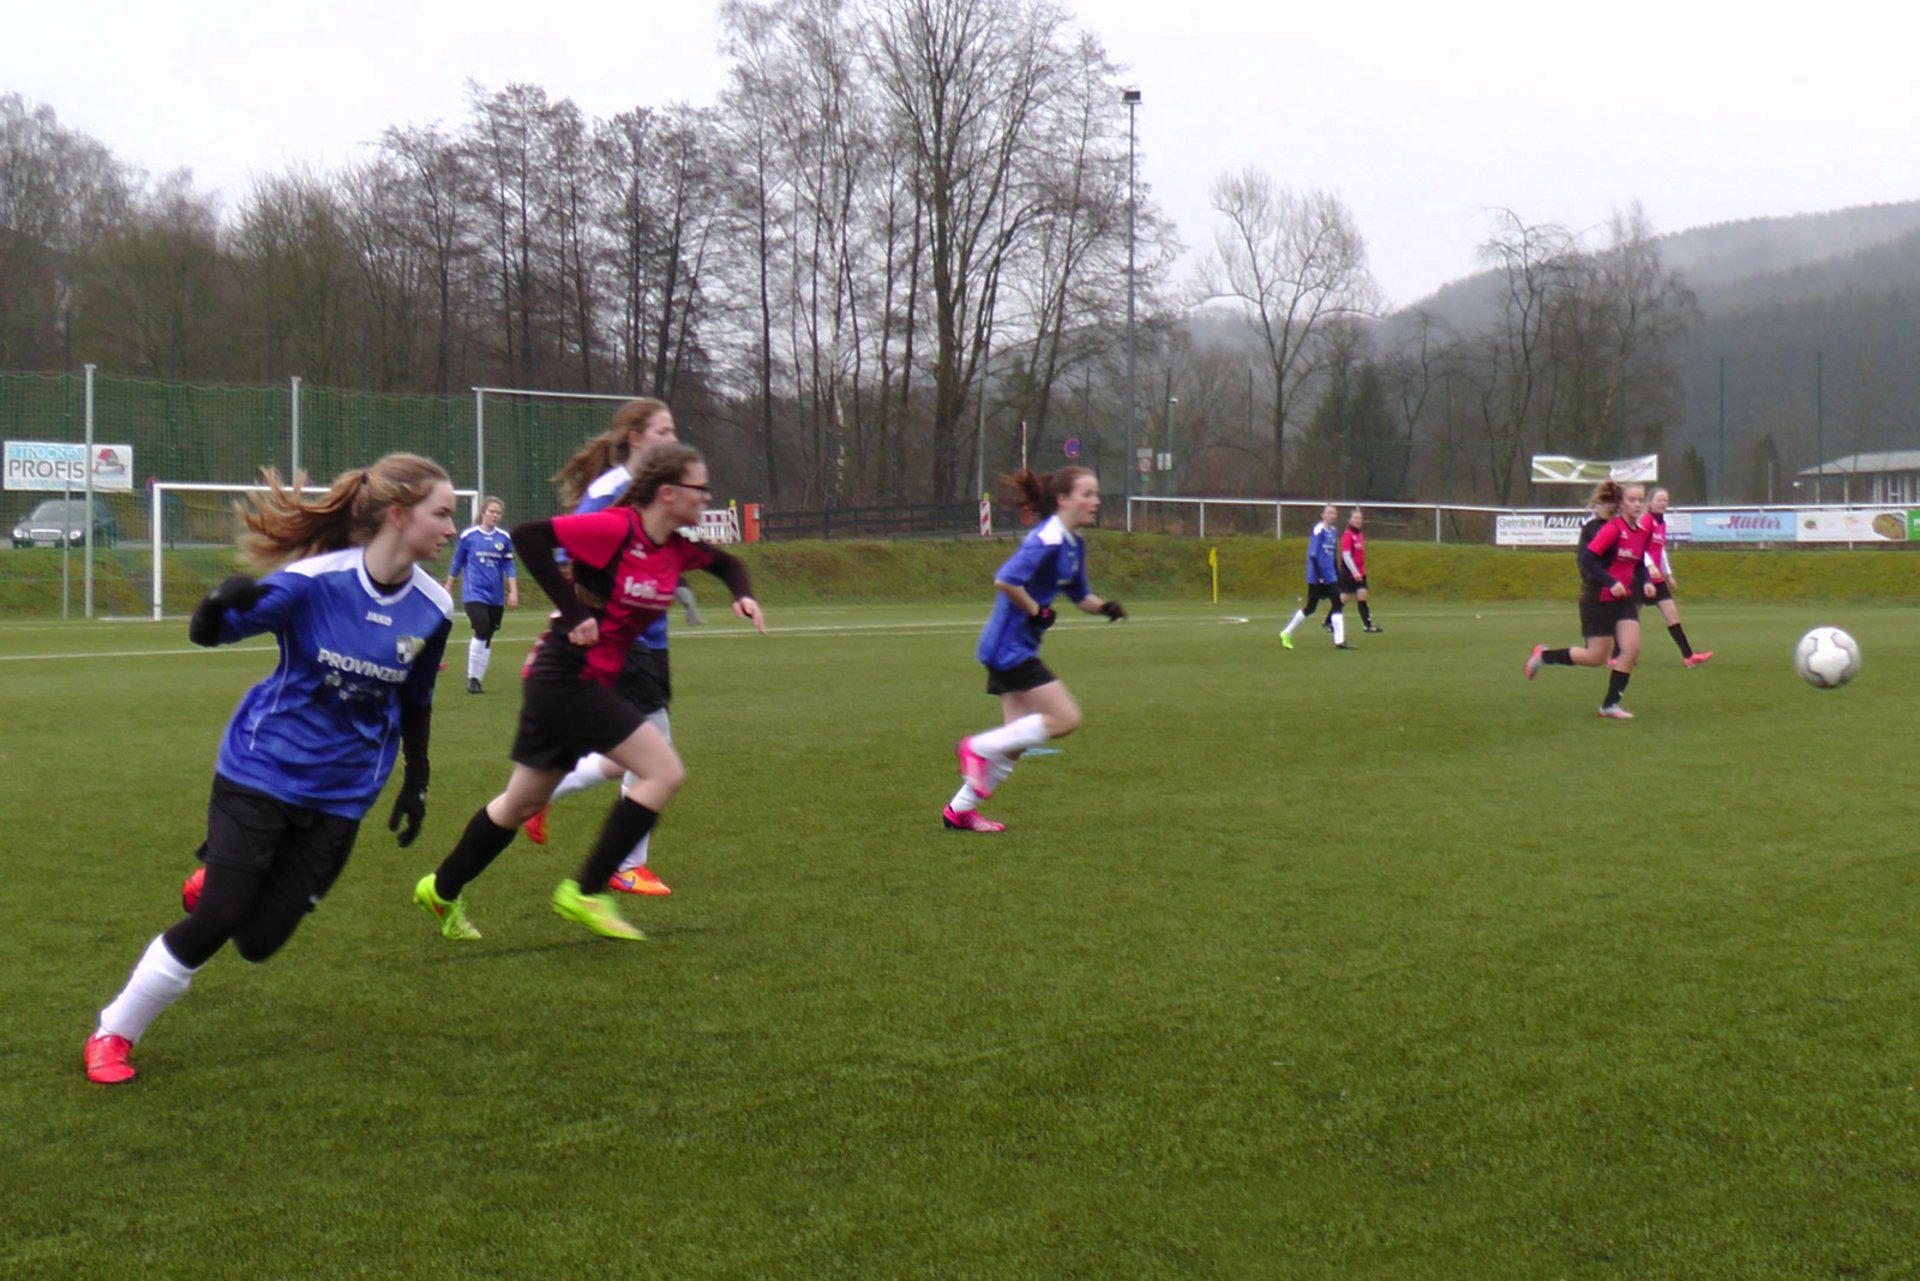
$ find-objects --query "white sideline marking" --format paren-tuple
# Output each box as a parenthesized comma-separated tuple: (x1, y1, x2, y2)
(0, 613, 1254, 662)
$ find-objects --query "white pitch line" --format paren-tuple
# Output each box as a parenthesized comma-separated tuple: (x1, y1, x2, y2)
(0, 613, 1255, 662)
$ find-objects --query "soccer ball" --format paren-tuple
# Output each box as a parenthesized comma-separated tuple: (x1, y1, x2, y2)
(1794, 627, 1860, 689)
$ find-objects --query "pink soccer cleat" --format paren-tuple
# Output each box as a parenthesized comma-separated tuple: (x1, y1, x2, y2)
(84, 1033, 137, 1085)
(181, 866, 205, 913)
(954, 738, 993, 799)
(1682, 650, 1714, 669)
(1524, 645, 1544, 680)
(1596, 705, 1635, 720)
(942, 805, 1005, 833)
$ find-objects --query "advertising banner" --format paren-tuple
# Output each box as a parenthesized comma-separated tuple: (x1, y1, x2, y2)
(1795, 509, 1912, 543)
(1682, 510, 1796, 543)
(1494, 513, 1589, 546)
(4, 441, 135, 491)
(1529, 453, 1659, 485)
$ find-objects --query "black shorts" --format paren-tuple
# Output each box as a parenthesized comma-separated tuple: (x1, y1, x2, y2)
(464, 601, 505, 642)
(510, 674, 648, 771)
(985, 657, 1057, 696)
(198, 775, 360, 902)
(1648, 580, 1673, 604)
(1579, 593, 1640, 638)
(1303, 581, 1343, 613)
(1338, 573, 1367, 595)
(615, 645, 671, 715)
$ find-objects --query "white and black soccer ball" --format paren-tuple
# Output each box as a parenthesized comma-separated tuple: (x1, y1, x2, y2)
(1794, 626, 1860, 689)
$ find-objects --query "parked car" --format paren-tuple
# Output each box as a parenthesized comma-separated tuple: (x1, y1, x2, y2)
(11, 499, 120, 548)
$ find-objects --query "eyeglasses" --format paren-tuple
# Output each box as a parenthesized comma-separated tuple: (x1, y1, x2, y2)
(674, 481, 713, 496)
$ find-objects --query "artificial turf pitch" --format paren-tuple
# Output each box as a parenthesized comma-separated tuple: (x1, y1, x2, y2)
(2, 601, 1916, 1278)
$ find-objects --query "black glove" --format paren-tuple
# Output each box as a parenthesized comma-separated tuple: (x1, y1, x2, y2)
(1031, 606, 1057, 631)
(188, 574, 268, 646)
(1099, 600, 1127, 622)
(387, 780, 427, 848)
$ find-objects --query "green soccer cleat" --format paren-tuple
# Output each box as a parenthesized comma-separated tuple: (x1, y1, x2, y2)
(552, 879, 645, 941)
(413, 872, 481, 941)
(1279, 631, 1293, 650)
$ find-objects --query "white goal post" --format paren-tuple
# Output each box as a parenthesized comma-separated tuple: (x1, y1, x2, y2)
(148, 482, 478, 620)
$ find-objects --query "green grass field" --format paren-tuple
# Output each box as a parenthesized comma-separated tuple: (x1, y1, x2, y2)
(3, 599, 1917, 1278)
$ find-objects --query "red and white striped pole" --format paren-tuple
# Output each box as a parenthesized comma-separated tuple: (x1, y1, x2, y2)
(979, 493, 992, 537)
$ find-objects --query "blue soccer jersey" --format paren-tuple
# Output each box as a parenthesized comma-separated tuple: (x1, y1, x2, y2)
(210, 549, 453, 819)
(1306, 522, 1339, 584)
(974, 516, 1091, 670)
(574, 465, 669, 651)
(447, 525, 515, 605)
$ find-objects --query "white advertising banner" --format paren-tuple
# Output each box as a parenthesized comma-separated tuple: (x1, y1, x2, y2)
(1529, 453, 1659, 485)
(4, 441, 135, 491)
(1795, 509, 1910, 543)
(1495, 512, 1590, 546)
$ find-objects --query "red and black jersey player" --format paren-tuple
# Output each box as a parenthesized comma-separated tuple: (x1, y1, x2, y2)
(413, 444, 768, 942)
(1524, 480, 1652, 719)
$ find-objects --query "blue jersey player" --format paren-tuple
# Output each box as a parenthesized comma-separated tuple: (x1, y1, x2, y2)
(946, 466, 1125, 833)
(445, 495, 519, 693)
(1278, 504, 1350, 649)
(85, 454, 456, 1085)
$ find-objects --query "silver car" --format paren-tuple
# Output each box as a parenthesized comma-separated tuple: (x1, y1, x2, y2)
(11, 499, 120, 548)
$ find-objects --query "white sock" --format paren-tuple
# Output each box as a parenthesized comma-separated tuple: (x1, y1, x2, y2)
(97, 935, 196, 1044)
(466, 638, 486, 681)
(949, 756, 1015, 813)
(1281, 609, 1304, 637)
(553, 754, 613, 801)
(967, 713, 1049, 761)
(1331, 613, 1346, 645)
(617, 831, 652, 873)
(475, 641, 492, 682)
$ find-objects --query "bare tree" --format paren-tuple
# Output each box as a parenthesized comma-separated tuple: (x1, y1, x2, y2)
(1198, 169, 1381, 493)
(1471, 209, 1576, 503)
(377, 123, 475, 394)
(75, 171, 226, 379)
(231, 168, 359, 383)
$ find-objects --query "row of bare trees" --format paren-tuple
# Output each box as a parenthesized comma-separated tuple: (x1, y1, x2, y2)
(2, 0, 1697, 509)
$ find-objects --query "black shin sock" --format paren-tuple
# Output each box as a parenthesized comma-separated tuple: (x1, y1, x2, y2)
(1668, 623, 1692, 658)
(1358, 602, 1373, 625)
(1604, 670, 1630, 707)
(435, 806, 519, 900)
(578, 797, 660, 892)
(1543, 648, 1575, 666)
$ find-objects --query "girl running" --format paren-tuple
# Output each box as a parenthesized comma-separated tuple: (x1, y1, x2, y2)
(413, 444, 765, 942)
(946, 466, 1125, 833)
(1642, 487, 1712, 668)
(1524, 479, 1651, 718)
(84, 454, 457, 1084)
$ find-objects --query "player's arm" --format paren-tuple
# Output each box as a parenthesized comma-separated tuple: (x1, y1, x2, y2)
(503, 541, 519, 608)
(443, 535, 466, 594)
(1577, 525, 1619, 593)
(696, 547, 766, 634)
(388, 617, 450, 848)
(187, 573, 293, 647)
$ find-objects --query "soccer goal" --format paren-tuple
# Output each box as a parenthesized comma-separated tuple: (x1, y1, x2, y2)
(147, 482, 478, 620)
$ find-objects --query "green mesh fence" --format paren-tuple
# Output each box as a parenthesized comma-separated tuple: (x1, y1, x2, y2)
(0, 373, 640, 616)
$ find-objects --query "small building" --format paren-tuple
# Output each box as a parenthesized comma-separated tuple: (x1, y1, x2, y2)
(1797, 452, 1920, 505)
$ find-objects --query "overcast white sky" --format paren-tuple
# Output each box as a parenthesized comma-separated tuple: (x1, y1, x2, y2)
(9, 0, 1914, 307)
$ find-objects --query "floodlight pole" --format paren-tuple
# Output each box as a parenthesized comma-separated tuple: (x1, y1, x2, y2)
(1123, 88, 1141, 531)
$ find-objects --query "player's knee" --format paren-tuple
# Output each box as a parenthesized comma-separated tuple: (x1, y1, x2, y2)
(231, 918, 299, 964)
(1046, 707, 1082, 738)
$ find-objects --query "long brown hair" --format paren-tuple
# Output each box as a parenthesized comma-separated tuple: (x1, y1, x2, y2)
(551, 398, 670, 507)
(236, 453, 450, 569)
(1586, 478, 1623, 515)
(617, 443, 705, 510)
(993, 466, 1094, 517)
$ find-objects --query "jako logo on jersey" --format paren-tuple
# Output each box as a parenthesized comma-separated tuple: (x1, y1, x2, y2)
(317, 647, 410, 683)
(395, 635, 426, 665)
(365, 610, 392, 625)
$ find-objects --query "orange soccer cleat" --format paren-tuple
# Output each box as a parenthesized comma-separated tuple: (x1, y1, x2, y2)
(522, 806, 550, 846)
(181, 866, 205, 913)
(608, 865, 671, 896)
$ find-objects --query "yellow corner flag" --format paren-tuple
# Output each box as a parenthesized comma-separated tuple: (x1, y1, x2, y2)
(1207, 546, 1218, 603)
